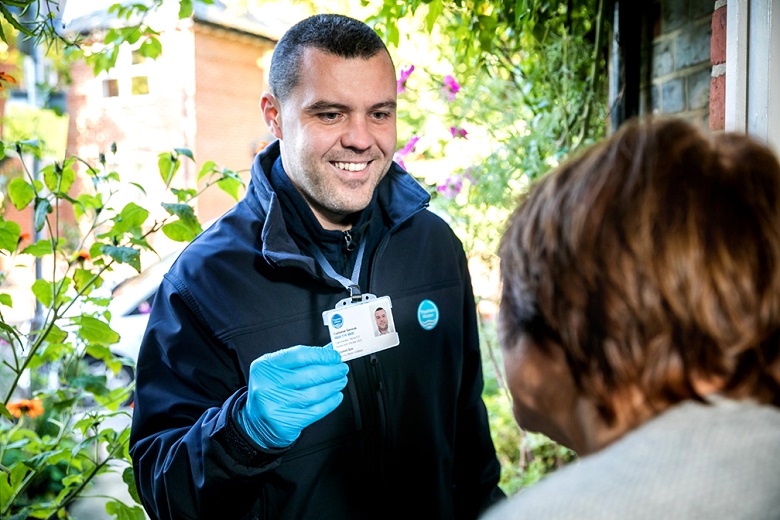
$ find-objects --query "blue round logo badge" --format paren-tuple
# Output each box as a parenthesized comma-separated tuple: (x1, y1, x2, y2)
(331, 313, 344, 329)
(417, 299, 439, 330)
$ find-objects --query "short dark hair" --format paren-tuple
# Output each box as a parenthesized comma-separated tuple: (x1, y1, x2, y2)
(499, 116, 780, 425)
(268, 14, 392, 101)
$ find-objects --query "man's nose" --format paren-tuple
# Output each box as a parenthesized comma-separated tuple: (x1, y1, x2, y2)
(341, 117, 372, 151)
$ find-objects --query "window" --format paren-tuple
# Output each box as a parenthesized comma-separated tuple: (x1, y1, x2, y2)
(103, 79, 119, 97)
(99, 44, 152, 98)
(131, 76, 149, 96)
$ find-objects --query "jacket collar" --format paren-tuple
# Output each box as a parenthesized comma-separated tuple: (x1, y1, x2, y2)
(245, 140, 430, 279)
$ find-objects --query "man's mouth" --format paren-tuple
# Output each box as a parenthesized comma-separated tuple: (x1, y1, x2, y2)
(333, 161, 368, 172)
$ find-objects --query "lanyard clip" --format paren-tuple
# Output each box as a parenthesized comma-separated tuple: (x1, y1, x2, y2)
(349, 284, 362, 303)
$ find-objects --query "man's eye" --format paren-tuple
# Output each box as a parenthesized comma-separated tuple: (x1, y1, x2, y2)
(319, 113, 341, 122)
(371, 112, 391, 120)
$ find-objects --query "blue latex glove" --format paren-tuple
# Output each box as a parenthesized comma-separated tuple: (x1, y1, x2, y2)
(237, 344, 348, 449)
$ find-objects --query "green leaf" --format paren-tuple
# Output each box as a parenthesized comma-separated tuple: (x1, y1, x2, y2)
(74, 193, 103, 221)
(197, 160, 216, 181)
(89, 241, 107, 260)
(42, 162, 76, 195)
(8, 177, 35, 210)
(387, 20, 399, 46)
(43, 323, 68, 344)
(105, 499, 147, 520)
(140, 36, 162, 59)
(174, 148, 194, 161)
(0, 218, 21, 252)
(74, 315, 120, 346)
(74, 268, 103, 294)
(31, 277, 73, 310)
(62, 473, 85, 488)
(123, 27, 142, 46)
(171, 187, 197, 203)
(161, 220, 200, 242)
(15, 139, 42, 158)
(0, 293, 12, 307)
(122, 466, 142, 504)
(217, 176, 242, 202)
(128, 181, 147, 196)
(161, 202, 196, 221)
(0, 401, 12, 420)
(21, 238, 56, 257)
(0, 2, 34, 36)
(33, 198, 52, 232)
(178, 0, 194, 18)
(107, 202, 149, 238)
(32, 279, 54, 307)
(102, 245, 141, 272)
(158, 153, 179, 186)
(425, 0, 443, 32)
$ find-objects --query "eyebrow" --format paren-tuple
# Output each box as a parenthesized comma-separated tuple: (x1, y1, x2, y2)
(305, 100, 397, 112)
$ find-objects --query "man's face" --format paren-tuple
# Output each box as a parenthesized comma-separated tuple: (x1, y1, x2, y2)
(261, 47, 397, 230)
(375, 309, 388, 332)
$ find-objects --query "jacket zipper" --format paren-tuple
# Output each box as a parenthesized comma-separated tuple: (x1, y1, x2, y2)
(343, 230, 355, 251)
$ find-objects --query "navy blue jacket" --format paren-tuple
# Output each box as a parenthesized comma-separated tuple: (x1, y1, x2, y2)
(129, 142, 504, 519)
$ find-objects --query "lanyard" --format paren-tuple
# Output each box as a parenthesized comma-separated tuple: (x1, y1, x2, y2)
(310, 238, 366, 303)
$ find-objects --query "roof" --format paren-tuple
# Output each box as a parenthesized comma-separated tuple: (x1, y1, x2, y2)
(59, 0, 290, 42)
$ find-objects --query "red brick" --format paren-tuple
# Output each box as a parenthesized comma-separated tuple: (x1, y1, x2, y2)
(709, 74, 726, 130)
(711, 6, 727, 65)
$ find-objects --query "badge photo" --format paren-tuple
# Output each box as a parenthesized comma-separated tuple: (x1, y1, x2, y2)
(322, 294, 400, 362)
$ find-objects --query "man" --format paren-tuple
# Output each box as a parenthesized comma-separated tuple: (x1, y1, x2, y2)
(483, 117, 780, 519)
(375, 307, 389, 335)
(130, 13, 504, 520)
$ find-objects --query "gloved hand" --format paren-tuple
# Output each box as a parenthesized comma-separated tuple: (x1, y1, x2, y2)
(237, 344, 349, 449)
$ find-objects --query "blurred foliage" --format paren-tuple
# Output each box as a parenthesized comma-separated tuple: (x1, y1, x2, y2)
(0, 138, 243, 519)
(0, 3, 241, 518)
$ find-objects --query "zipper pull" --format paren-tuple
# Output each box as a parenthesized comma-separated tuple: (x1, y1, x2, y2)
(343, 230, 355, 251)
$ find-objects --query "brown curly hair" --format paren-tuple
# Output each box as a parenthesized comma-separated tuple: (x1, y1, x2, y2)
(499, 117, 780, 426)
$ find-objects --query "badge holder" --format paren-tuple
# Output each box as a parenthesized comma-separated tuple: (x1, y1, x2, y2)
(322, 293, 400, 362)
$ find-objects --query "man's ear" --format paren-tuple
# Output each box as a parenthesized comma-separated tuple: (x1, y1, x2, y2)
(261, 93, 283, 139)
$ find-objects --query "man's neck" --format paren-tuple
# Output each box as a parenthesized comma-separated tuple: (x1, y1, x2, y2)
(311, 206, 358, 231)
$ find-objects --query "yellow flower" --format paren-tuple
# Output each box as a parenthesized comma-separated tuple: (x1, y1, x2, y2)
(6, 398, 44, 419)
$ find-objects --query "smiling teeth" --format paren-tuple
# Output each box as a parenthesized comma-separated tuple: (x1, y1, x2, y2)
(334, 162, 367, 172)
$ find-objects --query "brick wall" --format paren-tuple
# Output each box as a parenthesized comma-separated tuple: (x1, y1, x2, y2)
(192, 26, 275, 222)
(709, 1, 727, 130)
(645, 0, 715, 128)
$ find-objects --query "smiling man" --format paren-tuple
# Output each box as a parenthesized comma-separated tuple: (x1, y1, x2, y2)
(129, 13, 504, 520)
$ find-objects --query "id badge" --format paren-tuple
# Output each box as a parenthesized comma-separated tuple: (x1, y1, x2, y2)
(322, 294, 400, 362)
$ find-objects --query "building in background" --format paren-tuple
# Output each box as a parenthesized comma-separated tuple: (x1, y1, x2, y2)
(61, 1, 294, 255)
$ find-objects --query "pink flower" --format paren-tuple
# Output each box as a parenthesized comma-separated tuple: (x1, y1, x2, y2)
(437, 174, 463, 199)
(449, 126, 468, 139)
(442, 75, 461, 101)
(394, 136, 420, 170)
(397, 64, 415, 94)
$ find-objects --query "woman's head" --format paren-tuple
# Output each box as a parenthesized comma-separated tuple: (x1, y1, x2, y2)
(499, 117, 780, 450)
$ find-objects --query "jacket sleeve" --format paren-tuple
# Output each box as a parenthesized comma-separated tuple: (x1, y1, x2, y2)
(129, 275, 286, 520)
(452, 244, 507, 518)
